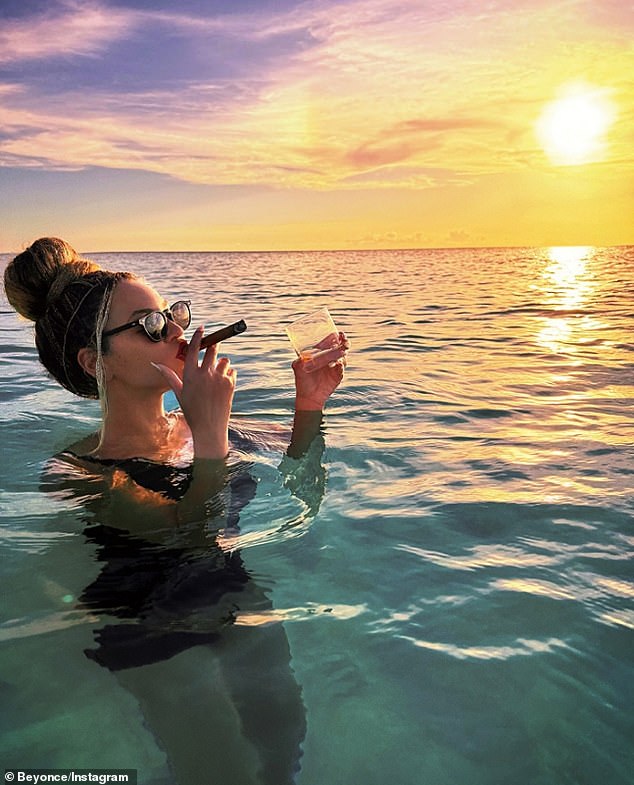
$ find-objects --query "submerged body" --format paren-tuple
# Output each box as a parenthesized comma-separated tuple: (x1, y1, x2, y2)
(4, 237, 349, 784)
(45, 426, 309, 784)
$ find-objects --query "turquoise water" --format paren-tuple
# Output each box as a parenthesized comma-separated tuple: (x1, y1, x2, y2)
(1, 246, 633, 784)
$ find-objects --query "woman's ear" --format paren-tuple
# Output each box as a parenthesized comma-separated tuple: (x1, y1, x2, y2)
(77, 347, 98, 378)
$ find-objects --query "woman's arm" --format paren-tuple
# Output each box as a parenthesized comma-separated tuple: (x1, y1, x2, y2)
(288, 331, 349, 458)
(287, 410, 324, 459)
(279, 331, 349, 513)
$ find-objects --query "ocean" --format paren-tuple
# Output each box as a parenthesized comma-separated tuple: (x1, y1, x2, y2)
(1, 246, 633, 784)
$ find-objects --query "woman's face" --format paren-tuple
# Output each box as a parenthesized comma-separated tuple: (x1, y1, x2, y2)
(101, 278, 188, 393)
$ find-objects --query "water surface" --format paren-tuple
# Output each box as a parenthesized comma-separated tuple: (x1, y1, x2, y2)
(1, 246, 633, 784)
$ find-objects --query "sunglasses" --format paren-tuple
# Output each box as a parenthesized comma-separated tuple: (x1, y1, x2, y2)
(102, 300, 192, 342)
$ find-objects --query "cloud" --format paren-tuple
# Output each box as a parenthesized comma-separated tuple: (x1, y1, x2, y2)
(581, 0, 634, 37)
(0, 0, 315, 67)
(356, 228, 432, 248)
(344, 117, 499, 168)
(340, 165, 471, 188)
(0, 0, 632, 192)
(446, 228, 472, 243)
(0, 1, 140, 64)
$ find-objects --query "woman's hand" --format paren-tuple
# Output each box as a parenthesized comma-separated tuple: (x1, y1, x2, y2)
(293, 331, 349, 411)
(152, 327, 236, 459)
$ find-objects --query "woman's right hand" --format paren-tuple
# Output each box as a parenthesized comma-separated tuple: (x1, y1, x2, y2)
(152, 326, 236, 459)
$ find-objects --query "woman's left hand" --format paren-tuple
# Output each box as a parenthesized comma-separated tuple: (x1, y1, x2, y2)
(293, 331, 350, 411)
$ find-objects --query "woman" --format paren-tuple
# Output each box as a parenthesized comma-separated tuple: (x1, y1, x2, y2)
(4, 237, 349, 784)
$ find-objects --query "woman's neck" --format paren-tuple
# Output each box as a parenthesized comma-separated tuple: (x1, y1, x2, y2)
(92, 390, 180, 460)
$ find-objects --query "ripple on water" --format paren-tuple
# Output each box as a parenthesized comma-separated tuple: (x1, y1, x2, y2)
(397, 634, 570, 661)
(1, 247, 633, 784)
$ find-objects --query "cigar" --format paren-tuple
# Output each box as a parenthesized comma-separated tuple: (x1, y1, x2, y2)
(199, 319, 247, 349)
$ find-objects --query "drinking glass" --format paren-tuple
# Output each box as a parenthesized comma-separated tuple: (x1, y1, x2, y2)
(286, 307, 339, 367)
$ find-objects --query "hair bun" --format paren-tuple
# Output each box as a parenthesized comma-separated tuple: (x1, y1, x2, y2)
(3, 237, 100, 322)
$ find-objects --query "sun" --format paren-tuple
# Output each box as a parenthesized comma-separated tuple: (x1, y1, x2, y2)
(536, 82, 616, 166)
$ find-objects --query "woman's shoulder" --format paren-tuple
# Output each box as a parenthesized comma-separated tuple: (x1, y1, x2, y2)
(41, 434, 109, 497)
(65, 430, 101, 457)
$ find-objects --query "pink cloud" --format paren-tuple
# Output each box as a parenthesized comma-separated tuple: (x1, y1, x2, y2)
(345, 117, 498, 168)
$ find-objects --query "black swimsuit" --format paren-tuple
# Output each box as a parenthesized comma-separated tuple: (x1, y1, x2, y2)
(61, 442, 259, 671)
(78, 454, 194, 500)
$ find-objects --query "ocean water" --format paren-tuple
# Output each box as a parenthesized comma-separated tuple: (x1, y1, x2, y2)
(1, 246, 633, 784)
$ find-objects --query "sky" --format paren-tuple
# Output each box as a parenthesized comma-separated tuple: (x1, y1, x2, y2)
(1, 0, 632, 252)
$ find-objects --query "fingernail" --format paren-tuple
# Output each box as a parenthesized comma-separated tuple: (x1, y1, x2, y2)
(150, 362, 163, 371)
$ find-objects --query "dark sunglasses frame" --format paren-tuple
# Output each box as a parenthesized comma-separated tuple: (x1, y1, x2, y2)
(102, 300, 192, 342)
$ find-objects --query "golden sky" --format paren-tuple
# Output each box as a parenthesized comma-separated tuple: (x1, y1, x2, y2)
(1, 0, 632, 251)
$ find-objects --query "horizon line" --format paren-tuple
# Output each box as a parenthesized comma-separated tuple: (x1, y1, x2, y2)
(1, 242, 632, 256)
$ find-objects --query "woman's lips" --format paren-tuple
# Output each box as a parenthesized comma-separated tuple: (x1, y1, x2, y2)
(176, 341, 188, 360)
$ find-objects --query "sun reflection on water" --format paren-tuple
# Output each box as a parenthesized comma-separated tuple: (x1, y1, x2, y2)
(544, 246, 593, 307)
(536, 246, 599, 353)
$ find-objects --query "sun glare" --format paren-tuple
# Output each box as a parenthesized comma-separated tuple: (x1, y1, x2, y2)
(536, 246, 598, 354)
(536, 83, 616, 166)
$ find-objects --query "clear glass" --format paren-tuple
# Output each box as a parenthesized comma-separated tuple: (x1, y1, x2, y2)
(286, 306, 339, 361)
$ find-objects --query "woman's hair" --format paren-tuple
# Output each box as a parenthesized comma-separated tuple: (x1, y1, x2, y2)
(3, 237, 133, 399)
